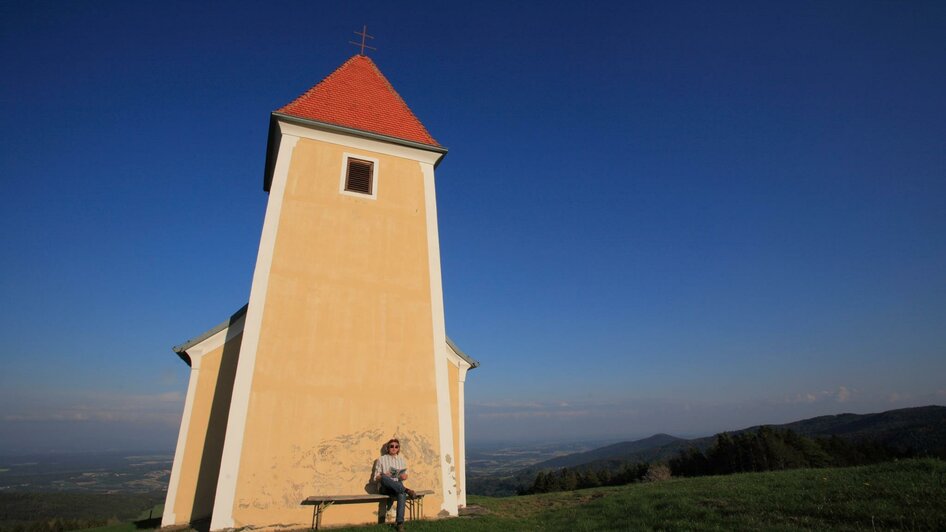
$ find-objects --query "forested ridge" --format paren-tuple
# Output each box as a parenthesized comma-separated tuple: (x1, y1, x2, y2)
(506, 406, 946, 495)
(523, 424, 940, 494)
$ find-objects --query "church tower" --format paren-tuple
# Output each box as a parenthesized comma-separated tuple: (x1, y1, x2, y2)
(212, 53, 456, 529)
(161, 53, 477, 530)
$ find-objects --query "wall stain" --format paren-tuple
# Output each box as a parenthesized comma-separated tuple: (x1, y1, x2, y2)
(237, 421, 447, 515)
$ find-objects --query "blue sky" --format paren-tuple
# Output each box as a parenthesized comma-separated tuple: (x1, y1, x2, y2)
(1, 1, 944, 452)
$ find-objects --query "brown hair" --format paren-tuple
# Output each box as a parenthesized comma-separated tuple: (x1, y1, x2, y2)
(386, 438, 400, 453)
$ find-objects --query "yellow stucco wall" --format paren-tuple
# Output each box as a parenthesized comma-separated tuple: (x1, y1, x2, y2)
(230, 138, 446, 527)
(172, 332, 242, 523)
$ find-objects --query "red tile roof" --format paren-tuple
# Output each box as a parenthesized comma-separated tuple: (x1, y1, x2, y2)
(276, 55, 440, 147)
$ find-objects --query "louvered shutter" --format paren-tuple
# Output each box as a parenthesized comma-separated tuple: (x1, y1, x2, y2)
(345, 159, 373, 195)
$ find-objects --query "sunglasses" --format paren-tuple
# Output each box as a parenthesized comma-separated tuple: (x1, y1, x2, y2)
(389, 445, 399, 448)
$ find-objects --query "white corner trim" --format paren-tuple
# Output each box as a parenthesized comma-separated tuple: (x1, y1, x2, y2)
(210, 134, 299, 530)
(278, 120, 441, 165)
(421, 161, 459, 515)
(338, 152, 380, 200)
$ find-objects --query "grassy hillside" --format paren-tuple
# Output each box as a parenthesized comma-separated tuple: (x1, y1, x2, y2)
(332, 459, 945, 531)
(7, 460, 941, 531)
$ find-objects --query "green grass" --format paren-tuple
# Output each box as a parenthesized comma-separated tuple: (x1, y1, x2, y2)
(46, 459, 945, 531)
(332, 459, 946, 531)
(0, 492, 164, 532)
(79, 504, 163, 532)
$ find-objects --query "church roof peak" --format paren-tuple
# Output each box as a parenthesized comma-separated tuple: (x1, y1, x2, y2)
(276, 54, 440, 148)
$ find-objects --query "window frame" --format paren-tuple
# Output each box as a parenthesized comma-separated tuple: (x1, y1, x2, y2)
(339, 153, 380, 200)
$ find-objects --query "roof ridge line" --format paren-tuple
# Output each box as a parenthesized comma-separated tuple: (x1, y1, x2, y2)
(274, 54, 441, 148)
(359, 56, 439, 146)
(276, 55, 362, 117)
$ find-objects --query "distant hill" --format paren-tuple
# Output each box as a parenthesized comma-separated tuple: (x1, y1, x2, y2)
(523, 405, 946, 475)
(759, 405, 946, 454)
(525, 433, 687, 471)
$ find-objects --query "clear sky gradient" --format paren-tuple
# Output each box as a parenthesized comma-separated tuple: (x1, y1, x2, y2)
(1, 1, 944, 452)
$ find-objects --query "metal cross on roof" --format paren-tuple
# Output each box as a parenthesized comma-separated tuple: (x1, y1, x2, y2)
(350, 25, 377, 56)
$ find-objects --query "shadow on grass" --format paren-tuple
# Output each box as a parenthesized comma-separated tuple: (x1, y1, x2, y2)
(132, 516, 162, 529)
(130, 512, 208, 531)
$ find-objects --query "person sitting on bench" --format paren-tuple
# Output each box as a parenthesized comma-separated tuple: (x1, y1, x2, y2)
(374, 438, 415, 530)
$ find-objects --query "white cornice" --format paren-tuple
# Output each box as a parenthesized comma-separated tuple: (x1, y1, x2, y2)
(277, 119, 444, 166)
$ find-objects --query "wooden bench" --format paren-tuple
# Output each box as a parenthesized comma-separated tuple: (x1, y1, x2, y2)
(301, 490, 433, 530)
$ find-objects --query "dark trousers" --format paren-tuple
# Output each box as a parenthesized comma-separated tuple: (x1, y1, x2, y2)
(379, 476, 407, 524)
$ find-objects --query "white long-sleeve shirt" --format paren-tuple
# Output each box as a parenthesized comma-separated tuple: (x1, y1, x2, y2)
(374, 454, 407, 480)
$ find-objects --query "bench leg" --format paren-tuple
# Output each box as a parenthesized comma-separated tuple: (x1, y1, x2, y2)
(311, 501, 332, 530)
(378, 500, 388, 524)
(404, 496, 424, 521)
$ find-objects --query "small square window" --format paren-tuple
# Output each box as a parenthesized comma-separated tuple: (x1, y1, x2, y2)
(345, 158, 374, 195)
(339, 154, 379, 200)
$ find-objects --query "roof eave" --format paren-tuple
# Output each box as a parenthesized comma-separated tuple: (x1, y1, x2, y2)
(171, 304, 249, 366)
(446, 336, 480, 369)
(264, 113, 448, 192)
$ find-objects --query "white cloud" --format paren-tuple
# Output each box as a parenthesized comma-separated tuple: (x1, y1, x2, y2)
(477, 409, 591, 420)
(469, 400, 546, 409)
(0, 390, 184, 426)
(836, 386, 851, 403)
(788, 393, 819, 403)
(0, 385, 191, 452)
(785, 386, 853, 404)
(470, 399, 594, 420)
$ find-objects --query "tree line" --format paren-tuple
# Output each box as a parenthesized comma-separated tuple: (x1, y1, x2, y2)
(524, 426, 913, 494)
(669, 426, 909, 477)
(522, 462, 652, 494)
